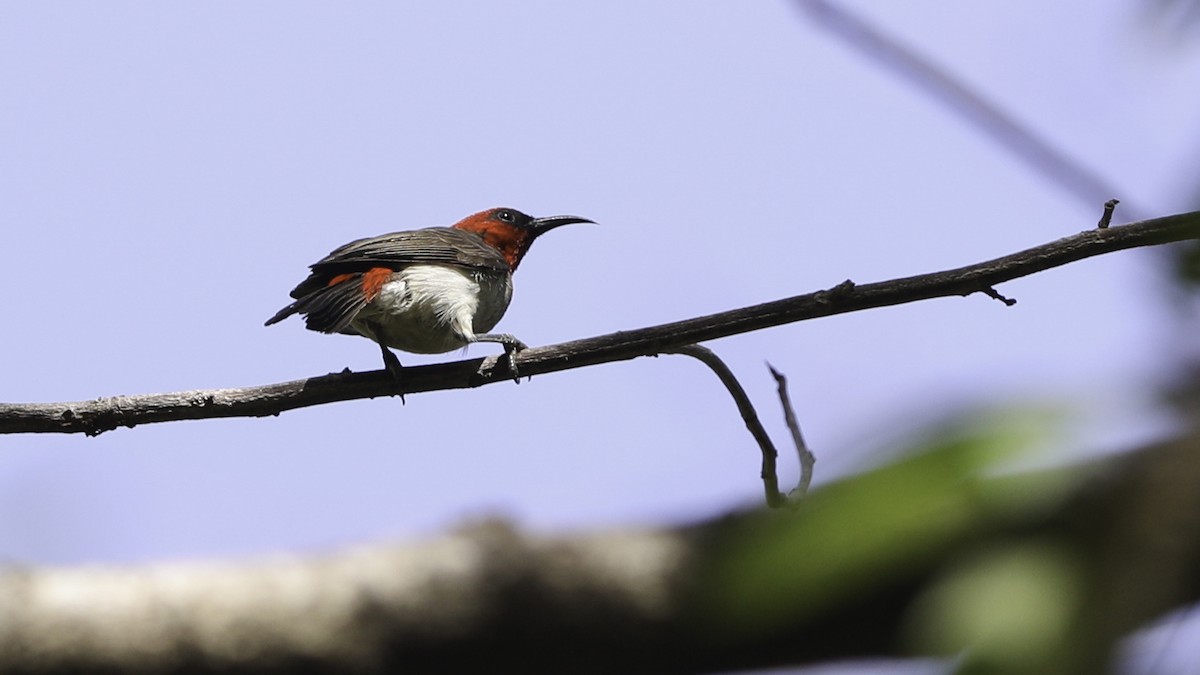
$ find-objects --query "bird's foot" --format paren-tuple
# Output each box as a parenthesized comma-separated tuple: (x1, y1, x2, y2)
(476, 333, 528, 384)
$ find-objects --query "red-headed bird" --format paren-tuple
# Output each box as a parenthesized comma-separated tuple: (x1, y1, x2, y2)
(265, 207, 591, 379)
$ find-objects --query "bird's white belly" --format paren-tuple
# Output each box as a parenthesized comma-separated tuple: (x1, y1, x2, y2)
(351, 265, 513, 354)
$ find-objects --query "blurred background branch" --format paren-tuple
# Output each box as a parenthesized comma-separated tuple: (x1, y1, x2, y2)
(4, 423, 1199, 674)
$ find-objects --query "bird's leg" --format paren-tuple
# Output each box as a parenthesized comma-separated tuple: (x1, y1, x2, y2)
(378, 344, 407, 404)
(474, 333, 528, 383)
(365, 321, 406, 403)
(379, 343, 404, 380)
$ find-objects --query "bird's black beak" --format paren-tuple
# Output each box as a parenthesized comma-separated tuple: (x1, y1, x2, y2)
(528, 214, 594, 235)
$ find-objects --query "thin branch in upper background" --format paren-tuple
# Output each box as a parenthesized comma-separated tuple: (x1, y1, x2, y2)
(1145, 0, 1200, 36)
(794, 0, 1148, 221)
(768, 364, 816, 497)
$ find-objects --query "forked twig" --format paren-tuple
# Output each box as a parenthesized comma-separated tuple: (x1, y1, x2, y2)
(768, 364, 816, 497)
(671, 345, 816, 507)
(668, 345, 785, 507)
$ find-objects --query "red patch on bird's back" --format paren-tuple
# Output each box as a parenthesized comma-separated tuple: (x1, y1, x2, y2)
(327, 273, 356, 287)
(360, 267, 394, 301)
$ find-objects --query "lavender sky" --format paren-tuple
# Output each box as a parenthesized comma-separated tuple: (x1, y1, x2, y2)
(2, 0, 1198, 579)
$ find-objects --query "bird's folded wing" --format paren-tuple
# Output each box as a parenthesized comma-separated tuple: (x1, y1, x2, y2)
(313, 228, 509, 273)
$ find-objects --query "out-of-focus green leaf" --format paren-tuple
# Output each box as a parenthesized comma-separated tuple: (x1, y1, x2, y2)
(904, 541, 1085, 675)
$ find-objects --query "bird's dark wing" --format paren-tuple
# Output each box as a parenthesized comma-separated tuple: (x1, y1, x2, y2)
(287, 227, 508, 300)
(316, 227, 507, 272)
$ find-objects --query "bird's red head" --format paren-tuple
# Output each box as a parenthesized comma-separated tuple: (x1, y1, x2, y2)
(452, 207, 592, 270)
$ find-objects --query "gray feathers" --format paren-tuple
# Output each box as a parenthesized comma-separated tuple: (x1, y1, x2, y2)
(264, 227, 509, 332)
(289, 227, 509, 300)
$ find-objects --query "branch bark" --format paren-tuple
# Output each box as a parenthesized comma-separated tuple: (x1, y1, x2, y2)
(4, 210, 1199, 435)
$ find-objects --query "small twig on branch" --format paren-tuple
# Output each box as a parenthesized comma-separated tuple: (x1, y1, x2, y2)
(768, 364, 816, 497)
(980, 285, 1017, 306)
(1099, 198, 1120, 229)
(3, 210, 1200, 435)
(668, 345, 786, 508)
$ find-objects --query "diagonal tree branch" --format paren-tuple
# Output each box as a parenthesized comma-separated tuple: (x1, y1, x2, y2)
(3, 210, 1199, 436)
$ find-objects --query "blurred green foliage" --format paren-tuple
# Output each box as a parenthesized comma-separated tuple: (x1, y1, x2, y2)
(699, 410, 1096, 673)
(906, 541, 1085, 675)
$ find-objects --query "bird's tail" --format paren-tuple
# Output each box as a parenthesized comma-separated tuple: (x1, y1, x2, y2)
(263, 303, 299, 327)
(264, 276, 368, 334)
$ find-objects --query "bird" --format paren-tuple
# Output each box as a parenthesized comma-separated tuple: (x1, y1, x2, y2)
(265, 207, 592, 383)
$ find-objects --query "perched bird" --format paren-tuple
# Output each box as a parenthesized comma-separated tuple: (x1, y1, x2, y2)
(265, 207, 591, 380)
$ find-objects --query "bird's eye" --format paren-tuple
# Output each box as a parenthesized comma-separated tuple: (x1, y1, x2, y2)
(496, 209, 516, 223)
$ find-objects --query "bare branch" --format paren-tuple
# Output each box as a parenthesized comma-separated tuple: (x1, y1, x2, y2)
(668, 345, 785, 508)
(768, 365, 816, 497)
(3, 210, 1200, 435)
